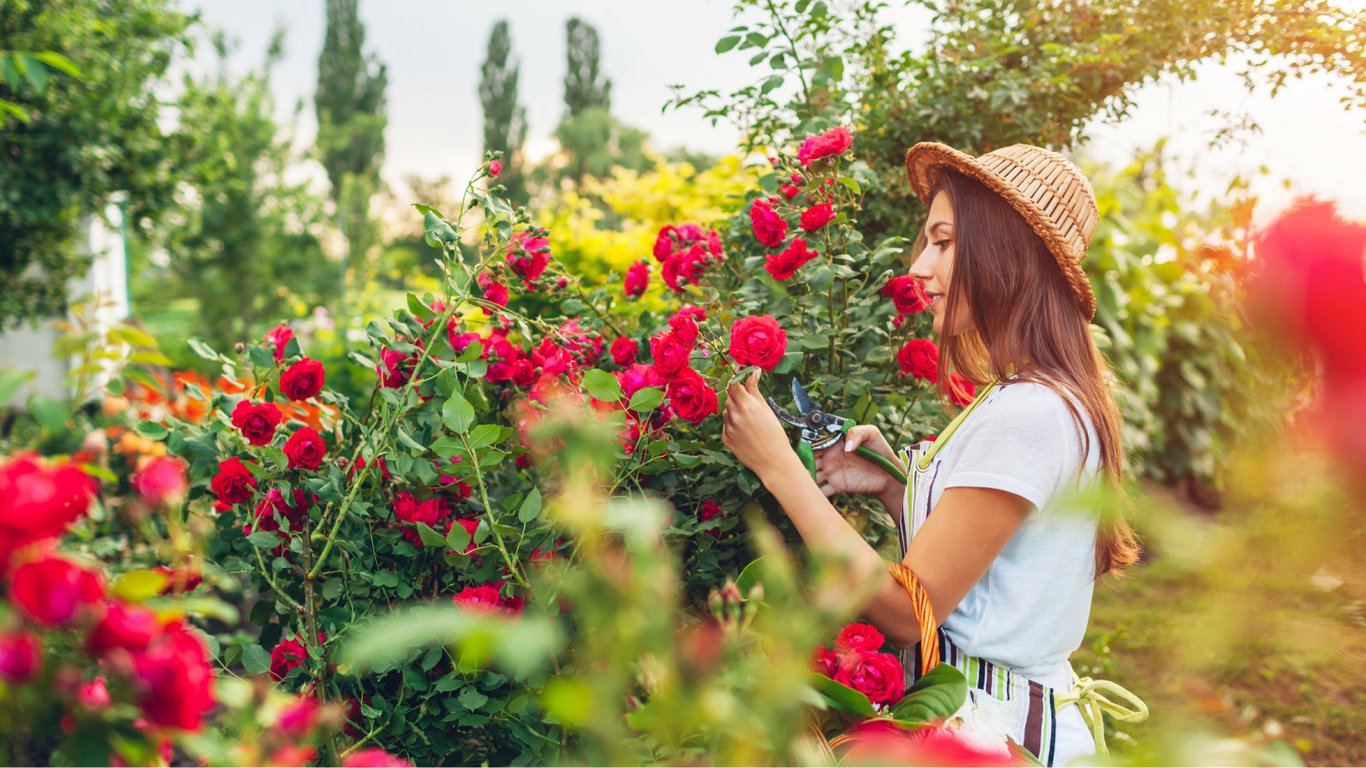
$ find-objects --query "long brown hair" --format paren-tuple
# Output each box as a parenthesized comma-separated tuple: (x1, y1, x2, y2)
(929, 170, 1140, 577)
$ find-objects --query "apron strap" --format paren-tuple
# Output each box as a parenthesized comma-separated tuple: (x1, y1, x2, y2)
(1053, 672, 1150, 756)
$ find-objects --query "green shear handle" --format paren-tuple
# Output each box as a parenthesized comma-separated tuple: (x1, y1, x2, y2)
(794, 426, 907, 487)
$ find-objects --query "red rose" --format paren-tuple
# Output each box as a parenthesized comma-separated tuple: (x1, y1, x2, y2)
(342, 748, 413, 768)
(279, 358, 325, 400)
(649, 331, 693, 377)
(153, 565, 203, 595)
(264, 324, 294, 361)
(624, 259, 649, 298)
(896, 339, 939, 382)
(811, 645, 837, 678)
(506, 231, 552, 281)
(699, 499, 724, 539)
(488, 160, 502, 177)
(780, 183, 801, 200)
(800, 202, 836, 232)
(132, 456, 187, 508)
(881, 275, 928, 315)
(834, 648, 905, 705)
(835, 622, 885, 652)
(392, 492, 452, 546)
(231, 400, 281, 446)
(749, 198, 789, 248)
(132, 621, 216, 731)
(653, 225, 678, 261)
(453, 584, 506, 613)
(283, 427, 327, 470)
(377, 347, 412, 389)
(728, 315, 788, 371)
(210, 457, 256, 505)
(270, 636, 309, 681)
(10, 555, 105, 626)
(0, 454, 95, 565)
(765, 238, 819, 281)
(448, 326, 483, 357)
(798, 126, 853, 166)
(76, 677, 111, 710)
(946, 373, 976, 407)
(666, 367, 718, 425)
(611, 337, 639, 366)
(88, 602, 161, 658)
(0, 631, 41, 684)
(668, 313, 700, 346)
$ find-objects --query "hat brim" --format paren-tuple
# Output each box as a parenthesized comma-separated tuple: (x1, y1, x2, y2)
(903, 141, 1098, 319)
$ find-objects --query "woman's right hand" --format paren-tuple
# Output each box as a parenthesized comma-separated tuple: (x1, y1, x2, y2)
(814, 425, 903, 498)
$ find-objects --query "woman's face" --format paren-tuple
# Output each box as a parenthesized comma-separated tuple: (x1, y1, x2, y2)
(909, 191, 959, 336)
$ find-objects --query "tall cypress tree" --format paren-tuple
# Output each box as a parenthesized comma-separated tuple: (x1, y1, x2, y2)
(315, 0, 386, 315)
(563, 17, 610, 117)
(479, 20, 528, 203)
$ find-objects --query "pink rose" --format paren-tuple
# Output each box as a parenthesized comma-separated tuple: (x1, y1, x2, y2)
(131, 456, 188, 507)
(749, 198, 789, 248)
(834, 648, 905, 705)
(488, 160, 502, 177)
(506, 231, 552, 281)
(264, 324, 295, 361)
(624, 259, 650, 298)
(835, 623, 885, 652)
(798, 126, 853, 166)
(610, 337, 639, 366)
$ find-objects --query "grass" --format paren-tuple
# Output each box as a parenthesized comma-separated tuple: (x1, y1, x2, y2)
(1073, 486, 1366, 766)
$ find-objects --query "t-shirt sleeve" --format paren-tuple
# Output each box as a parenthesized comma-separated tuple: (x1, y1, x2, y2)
(939, 384, 1080, 512)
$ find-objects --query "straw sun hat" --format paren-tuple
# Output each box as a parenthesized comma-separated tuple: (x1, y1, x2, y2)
(904, 142, 1099, 319)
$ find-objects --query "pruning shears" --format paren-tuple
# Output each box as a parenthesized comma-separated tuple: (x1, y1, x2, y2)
(766, 379, 908, 486)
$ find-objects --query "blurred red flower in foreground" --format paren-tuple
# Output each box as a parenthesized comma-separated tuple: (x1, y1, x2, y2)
(1250, 199, 1366, 490)
(838, 718, 1021, 766)
(0, 454, 95, 567)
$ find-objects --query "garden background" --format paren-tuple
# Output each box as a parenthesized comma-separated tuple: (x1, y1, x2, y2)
(2, 0, 1364, 765)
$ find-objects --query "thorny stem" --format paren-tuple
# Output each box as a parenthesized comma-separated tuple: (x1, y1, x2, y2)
(766, 0, 811, 112)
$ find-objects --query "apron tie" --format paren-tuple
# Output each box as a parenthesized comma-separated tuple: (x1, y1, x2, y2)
(1053, 672, 1149, 756)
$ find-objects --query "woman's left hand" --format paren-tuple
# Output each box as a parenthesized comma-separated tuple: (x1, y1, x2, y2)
(722, 369, 801, 484)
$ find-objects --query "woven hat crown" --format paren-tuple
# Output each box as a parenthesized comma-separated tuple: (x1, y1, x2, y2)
(905, 142, 1099, 318)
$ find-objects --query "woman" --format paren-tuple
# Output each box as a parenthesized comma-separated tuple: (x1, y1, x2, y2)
(721, 142, 1141, 765)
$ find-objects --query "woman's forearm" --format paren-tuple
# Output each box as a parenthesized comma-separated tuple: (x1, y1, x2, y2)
(877, 482, 907, 525)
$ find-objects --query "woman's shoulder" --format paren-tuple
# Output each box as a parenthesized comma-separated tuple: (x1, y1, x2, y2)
(980, 377, 1084, 429)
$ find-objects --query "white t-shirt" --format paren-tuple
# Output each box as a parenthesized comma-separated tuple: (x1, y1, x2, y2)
(919, 378, 1101, 682)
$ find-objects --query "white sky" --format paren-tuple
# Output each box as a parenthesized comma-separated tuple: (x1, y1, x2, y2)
(184, 0, 1366, 221)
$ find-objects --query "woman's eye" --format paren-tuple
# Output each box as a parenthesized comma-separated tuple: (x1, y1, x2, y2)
(934, 239, 951, 249)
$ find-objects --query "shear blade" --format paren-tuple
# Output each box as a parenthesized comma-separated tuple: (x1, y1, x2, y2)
(791, 378, 818, 416)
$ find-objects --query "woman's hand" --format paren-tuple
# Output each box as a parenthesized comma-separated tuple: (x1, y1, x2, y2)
(722, 370, 802, 485)
(814, 425, 901, 498)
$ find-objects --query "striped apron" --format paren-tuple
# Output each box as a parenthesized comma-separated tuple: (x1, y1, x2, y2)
(894, 390, 1063, 765)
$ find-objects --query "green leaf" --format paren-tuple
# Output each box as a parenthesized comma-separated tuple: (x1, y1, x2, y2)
(406, 293, 435, 323)
(31, 50, 81, 78)
(28, 394, 67, 430)
(424, 211, 460, 250)
(459, 687, 490, 711)
(446, 520, 472, 552)
(735, 556, 769, 597)
(0, 368, 33, 407)
(760, 74, 784, 94)
(442, 393, 476, 434)
(581, 368, 623, 402)
(241, 644, 272, 675)
(715, 35, 741, 53)
(518, 487, 543, 523)
(416, 522, 449, 548)
(628, 387, 665, 413)
(467, 423, 504, 451)
(809, 673, 877, 716)
(135, 420, 169, 440)
(338, 604, 562, 678)
(186, 336, 221, 361)
(888, 663, 968, 724)
(838, 176, 862, 196)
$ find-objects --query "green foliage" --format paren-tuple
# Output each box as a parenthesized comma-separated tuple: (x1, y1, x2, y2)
(479, 20, 529, 202)
(142, 34, 331, 352)
(0, 49, 80, 123)
(0, 0, 191, 328)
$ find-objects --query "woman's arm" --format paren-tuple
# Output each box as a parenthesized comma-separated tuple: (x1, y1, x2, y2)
(723, 371, 1031, 648)
(762, 461, 1029, 647)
